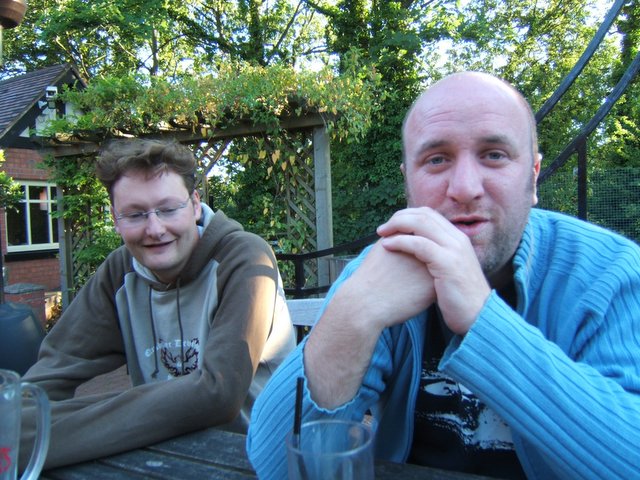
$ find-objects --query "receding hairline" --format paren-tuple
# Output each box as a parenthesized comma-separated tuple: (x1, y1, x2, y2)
(402, 71, 539, 163)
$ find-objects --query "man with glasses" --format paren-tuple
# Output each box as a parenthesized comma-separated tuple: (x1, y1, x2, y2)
(20, 138, 296, 470)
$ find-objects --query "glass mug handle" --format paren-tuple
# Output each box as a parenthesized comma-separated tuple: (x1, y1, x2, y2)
(20, 383, 50, 480)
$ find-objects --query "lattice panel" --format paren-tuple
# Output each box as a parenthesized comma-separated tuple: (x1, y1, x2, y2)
(66, 214, 101, 298)
(191, 139, 231, 200)
(282, 133, 318, 287)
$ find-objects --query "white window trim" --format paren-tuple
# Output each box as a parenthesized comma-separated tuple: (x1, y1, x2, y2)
(5, 180, 60, 253)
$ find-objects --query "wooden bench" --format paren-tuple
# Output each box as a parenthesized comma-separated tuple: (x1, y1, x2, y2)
(287, 298, 324, 342)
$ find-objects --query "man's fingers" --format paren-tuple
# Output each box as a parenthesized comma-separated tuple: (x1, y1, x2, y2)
(377, 207, 461, 246)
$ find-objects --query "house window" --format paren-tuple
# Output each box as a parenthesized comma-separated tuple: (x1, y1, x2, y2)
(5, 182, 59, 252)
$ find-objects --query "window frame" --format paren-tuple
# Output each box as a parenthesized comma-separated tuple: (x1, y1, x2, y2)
(4, 181, 59, 253)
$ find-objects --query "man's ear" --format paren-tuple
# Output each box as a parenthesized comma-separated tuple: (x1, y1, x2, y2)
(400, 162, 407, 179)
(191, 191, 202, 221)
(531, 153, 542, 206)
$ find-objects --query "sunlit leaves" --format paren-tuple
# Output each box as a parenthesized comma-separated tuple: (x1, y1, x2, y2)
(0, 151, 22, 210)
(50, 59, 379, 150)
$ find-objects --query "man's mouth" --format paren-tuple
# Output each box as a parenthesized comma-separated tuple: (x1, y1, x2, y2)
(449, 216, 488, 235)
(144, 240, 173, 249)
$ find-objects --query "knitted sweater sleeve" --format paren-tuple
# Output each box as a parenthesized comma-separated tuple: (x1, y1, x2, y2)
(441, 267, 640, 478)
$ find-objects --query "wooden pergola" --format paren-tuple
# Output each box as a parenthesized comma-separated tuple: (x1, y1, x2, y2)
(41, 112, 335, 307)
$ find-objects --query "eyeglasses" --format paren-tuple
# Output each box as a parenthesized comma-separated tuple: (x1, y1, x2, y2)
(114, 198, 191, 227)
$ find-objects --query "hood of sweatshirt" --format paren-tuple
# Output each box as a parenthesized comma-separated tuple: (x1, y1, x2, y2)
(132, 203, 244, 290)
(117, 203, 256, 383)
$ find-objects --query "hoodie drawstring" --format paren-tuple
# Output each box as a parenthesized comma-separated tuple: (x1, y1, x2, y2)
(148, 287, 160, 379)
(176, 278, 185, 376)
(148, 280, 186, 378)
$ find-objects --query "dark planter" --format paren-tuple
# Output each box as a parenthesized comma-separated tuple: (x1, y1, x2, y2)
(0, 302, 45, 375)
(0, 0, 27, 29)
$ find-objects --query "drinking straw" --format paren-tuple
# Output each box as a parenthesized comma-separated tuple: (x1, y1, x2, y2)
(292, 376, 312, 478)
(293, 376, 304, 446)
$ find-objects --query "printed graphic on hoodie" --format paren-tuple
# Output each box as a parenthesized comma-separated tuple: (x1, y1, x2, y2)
(145, 338, 200, 377)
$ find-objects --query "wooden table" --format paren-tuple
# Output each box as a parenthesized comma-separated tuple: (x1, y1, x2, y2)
(41, 427, 494, 479)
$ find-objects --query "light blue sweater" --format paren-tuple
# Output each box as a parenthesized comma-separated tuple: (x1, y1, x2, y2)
(247, 209, 640, 479)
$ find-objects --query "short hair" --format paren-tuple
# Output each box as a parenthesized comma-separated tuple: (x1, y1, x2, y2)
(96, 138, 197, 199)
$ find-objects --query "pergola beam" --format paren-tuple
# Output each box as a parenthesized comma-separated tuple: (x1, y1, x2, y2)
(38, 113, 332, 158)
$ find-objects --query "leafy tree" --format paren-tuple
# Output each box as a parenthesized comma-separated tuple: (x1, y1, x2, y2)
(319, 0, 631, 242)
(304, 0, 427, 242)
(598, 0, 640, 167)
(0, 0, 328, 79)
(42, 153, 121, 289)
(184, 0, 327, 67)
(2, 0, 195, 79)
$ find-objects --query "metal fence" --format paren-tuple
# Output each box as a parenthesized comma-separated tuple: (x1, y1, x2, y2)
(538, 166, 640, 243)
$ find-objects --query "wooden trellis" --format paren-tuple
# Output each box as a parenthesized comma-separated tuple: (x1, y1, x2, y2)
(282, 133, 319, 287)
(190, 131, 322, 290)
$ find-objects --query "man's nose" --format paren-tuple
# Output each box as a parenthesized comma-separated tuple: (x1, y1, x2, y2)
(446, 155, 484, 204)
(144, 211, 167, 236)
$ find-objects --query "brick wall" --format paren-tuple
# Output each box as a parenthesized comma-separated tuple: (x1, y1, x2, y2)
(3, 147, 51, 180)
(4, 257, 60, 291)
(4, 283, 46, 327)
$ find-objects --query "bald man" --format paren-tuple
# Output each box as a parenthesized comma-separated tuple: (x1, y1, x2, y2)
(247, 72, 640, 479)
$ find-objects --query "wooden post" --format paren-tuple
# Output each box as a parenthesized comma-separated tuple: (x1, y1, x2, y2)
(313, 126, 333, 287)
(57, 187, 72, 308)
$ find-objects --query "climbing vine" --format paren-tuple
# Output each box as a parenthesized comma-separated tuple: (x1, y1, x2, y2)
(41, 59, 381, 293)
(47, 59, 379, 145)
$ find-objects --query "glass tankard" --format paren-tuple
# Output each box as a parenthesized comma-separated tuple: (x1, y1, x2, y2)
(0, 369, 50, 480)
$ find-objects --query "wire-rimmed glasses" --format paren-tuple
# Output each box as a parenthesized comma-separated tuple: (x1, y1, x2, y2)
(114, 198, 191, 227)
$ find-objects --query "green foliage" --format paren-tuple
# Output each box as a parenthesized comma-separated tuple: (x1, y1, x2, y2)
(1, 0, 327, 79)
(306, 0, 424, 243)
(537, 161, 579, 217)
(216, 132, 316, 255)
(2, 0, 228, 78)
(4, 0, 639, 294)
(48, 61, 379, 144)
(331, 100, 407, 243)
(72, 226, 122, 286)
(598, 79, 640, 168)
(42, 154, 121, 284)
(0, 151, 22, 210)
(39, 60, 379, 290)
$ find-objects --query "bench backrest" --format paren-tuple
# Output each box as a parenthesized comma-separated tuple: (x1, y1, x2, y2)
(286, 298, 324, 342)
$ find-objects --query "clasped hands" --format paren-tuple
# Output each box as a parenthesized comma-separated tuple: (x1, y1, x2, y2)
(338, 207, 491, 336)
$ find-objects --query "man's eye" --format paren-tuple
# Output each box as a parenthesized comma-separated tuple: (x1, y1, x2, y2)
(159, 207, 179, 214)
(427, 156, 446, 165)
(487, 151, 506, 160)
(127, 212, 145, 219)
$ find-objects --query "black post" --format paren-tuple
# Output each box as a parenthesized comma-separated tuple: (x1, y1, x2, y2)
(577, 139, 588, 220)
(294, 258, 305, 299)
